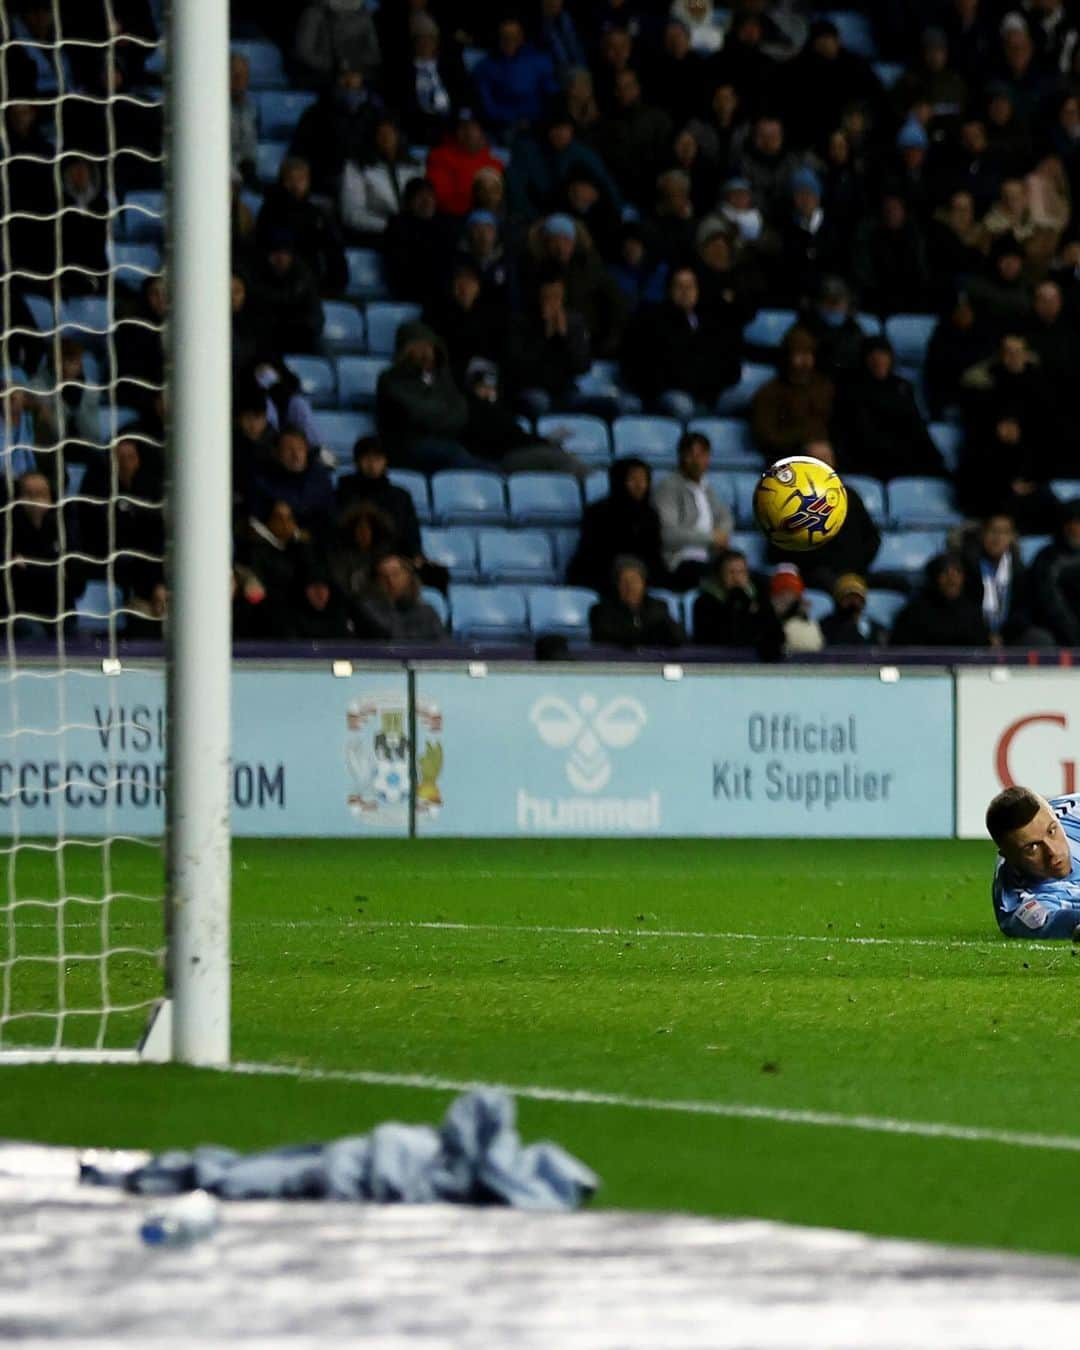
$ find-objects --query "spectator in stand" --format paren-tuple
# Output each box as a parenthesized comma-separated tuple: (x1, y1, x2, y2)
(289, 63, 383, 198)
(623, 266, 741, 420)
(326, 501, 396, 621)
(668, 126, 716, 218)
(473, 16, 559, 142)
(354, 553, 446, 640)
(231, 172, 257, 273)
(461, 357, 587, 477)
(294, 0, 382, 87)
(890, 553, 990, 647)
(890, 120, 934, 225)
(820, 573, 887, 648)
(249, 427, 335, 536)
(932, 119, 1000, 215)
(253, 357, 322, 450)
(3, 472, 83, 638)
(670, 0, 725, 54)
(79, 436, 163, 586)
(398, 14, 469, 148)
(708, 9, 779, 119)
(339, 115, 423, 243)
(692, 548, 784, 656)
(1031, 501, 1080, 645)
(653, 431, 733, 590)
(818, 129, 867, 258)
(593, 68, 673, 210)
(694, 219, 767, 320)
(248, 231, 324, 355)
(592, 25, 636, 113)
(751, 325, 834, 459)
(568, 457, 665, 593)
(427, 108, 504, 218)
(522, 213, 627, 358)
(383, 177, 454, 305)
(993, 15, 1049, 126)
(1026, 280, 1080, 424)
(775, 167, 843, 306)
(336, 436, 422, 561)
(927, 191, 987, 304)
(834, 338, 945, 482)
(643, 169, 698, 265)
(983, 83, 1033, 180)
(229, 52, 257, 187)
(780, 16, 883, 153)
(851, 192, 931, 317)
(232, 378, 277, 511)
(645, 19, 706, 132)
(731, 114, 805, 220)
(925, 290, 995, 419)
(981, 166, 1070, 275)
(507, 267, 591, 419)
(890, 26, 968, 129)
(232, 272, 261, 374)
(710, 177, 764, 250)
(958, 513, 1051, 647)
(375, 320, 478, 471)
(425, 261, 506, 388)
(768, 562, 825, 654)
(610, 222, 669, 312)
(589, 556, 685, 648)
(563, 66, 602, 142)
(1026, 0, 1080, 74)
(115, 274, 166, 418)
(958, 332, 1062, 529)
(507, 100, 623, 222)
(534, 0, 586, 78)
(257, 157, 347, 297)
(560, 165, 623, 260)
(765, 441, 880, 591)
(686, 81, 740, 176)
(57, 156, 108, 296)
(456, 208, 511, 306)
(238, 500, 347, 641)
(799, 277, 865, 381)
(34, 339, 100, 448)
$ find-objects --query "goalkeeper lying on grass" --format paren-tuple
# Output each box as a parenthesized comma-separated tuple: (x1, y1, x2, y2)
(988, 787, 1080, 938)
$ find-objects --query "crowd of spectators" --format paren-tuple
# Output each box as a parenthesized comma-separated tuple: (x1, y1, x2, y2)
(4, 0, 1080, 652)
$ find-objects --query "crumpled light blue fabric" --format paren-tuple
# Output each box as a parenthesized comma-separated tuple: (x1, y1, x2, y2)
(80, 1089, 598, 1212)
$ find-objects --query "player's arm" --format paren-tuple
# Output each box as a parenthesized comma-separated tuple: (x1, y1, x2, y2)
(998, 891, 1080, 940)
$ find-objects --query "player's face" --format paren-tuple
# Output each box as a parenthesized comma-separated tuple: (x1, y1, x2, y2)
(1002, 803, 1073, 880)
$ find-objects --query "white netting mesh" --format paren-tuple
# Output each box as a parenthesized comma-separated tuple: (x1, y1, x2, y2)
(0, 0, 168, 1053)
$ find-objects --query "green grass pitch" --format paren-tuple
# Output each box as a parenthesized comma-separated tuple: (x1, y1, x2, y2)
(3, 837, 1080, 1257)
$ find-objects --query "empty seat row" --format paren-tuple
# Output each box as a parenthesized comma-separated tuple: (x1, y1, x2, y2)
(742, 309, 938, 368)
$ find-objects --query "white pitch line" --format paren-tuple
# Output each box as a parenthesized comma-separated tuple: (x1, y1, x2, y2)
(232, 1060, 1080, 1155)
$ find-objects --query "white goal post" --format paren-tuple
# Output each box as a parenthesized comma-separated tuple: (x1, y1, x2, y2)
(0, 0, 231, 1066)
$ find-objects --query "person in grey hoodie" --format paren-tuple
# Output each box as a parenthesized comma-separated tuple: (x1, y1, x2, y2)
(295, 0, 382, 87)
(375, 321, 484, 471)
(652, 431, 734, 590)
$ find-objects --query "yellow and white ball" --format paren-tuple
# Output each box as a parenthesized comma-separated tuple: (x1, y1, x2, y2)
(752, 455, 848, 553)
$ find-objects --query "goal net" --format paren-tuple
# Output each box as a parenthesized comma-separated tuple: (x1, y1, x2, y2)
(0, 0, 230, 1063)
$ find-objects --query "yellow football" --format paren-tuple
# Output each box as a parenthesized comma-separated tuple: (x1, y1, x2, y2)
(752, 455, 848, 553)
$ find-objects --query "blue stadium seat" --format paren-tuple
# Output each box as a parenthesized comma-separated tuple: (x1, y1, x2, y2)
(715, 362, 774, 415)
(65, 461, 87, 496)
(612, 415, 682, 468)
(742, 308, 798, 349)
(345, 248, 390, 302)
(335, 355, 389, 408)
(928, 421, 963, 474)
(431, 470, 507, 524)
(896, 362, 930, 418)
(710, 470, 761, 525)
(231, 40, 288, 90)
(803, 587, 833, 622)
(283, 354, 336, 408)
(421, 586, 449, 627)
(448, 584, 528, 640)
(240, 188, 264, 221)
(365, 302, 422, 356)
(255, 139, 289, 185)
(729, 529, 767, 569)
(584, 468, 609, 504)
(825, 9, 877, 58)
(76, 580, 125, 635)
(576, 360, 622, 400)
(652, 589, 683, 626)
(1019, 534, 1052, 566)
(873, 62, 906, 89)
(110, 241, 161, 290)
(420, 526, 479, 581)
(1052, 479, 1080, 502)
(537, 414, 611, 465)
(884, 313, 936, 366)
(98, 406, 141, 440)
(21, 293, 55, 332)
(462, 45, 487, 73)
(854, 312, 883, 338)
(477, 528, 556, 583)
(887, 476, 962, 528)
(527, 585, 596, 640)
(507, 472, 582, 525)
(864, 589, 908, 630)
(119, 190, 165, 242)
(844, 474, 887, 526)
(687, 417, 760, 467)
(870, 530, 947, 578)
(321, 301, 366, 355)
(387, 468, 431, 523)
(551, 526, 580, 578)
(61, 297, 111, 347)
(257, 89, 317, 139)
(313, 411, 375, 465)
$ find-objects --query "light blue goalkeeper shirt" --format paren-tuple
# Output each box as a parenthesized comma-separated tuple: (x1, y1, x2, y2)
(992, 795, 1080, 939)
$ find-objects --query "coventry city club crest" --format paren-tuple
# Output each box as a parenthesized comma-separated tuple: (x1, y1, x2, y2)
(345, 693, 443, 824)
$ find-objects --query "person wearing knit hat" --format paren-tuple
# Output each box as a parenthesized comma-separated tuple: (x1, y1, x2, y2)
(820, 573, 887, 647)
(769, 562, 825, 653)
(777, 165, 841, 305)
(896, 119, 929, 151)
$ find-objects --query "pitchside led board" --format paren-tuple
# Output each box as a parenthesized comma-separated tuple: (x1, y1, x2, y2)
(956, 670, 1080, 839)
(0, 665, 955, 838)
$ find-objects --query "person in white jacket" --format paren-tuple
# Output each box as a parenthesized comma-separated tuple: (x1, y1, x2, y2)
(340, 116, 424, 240)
